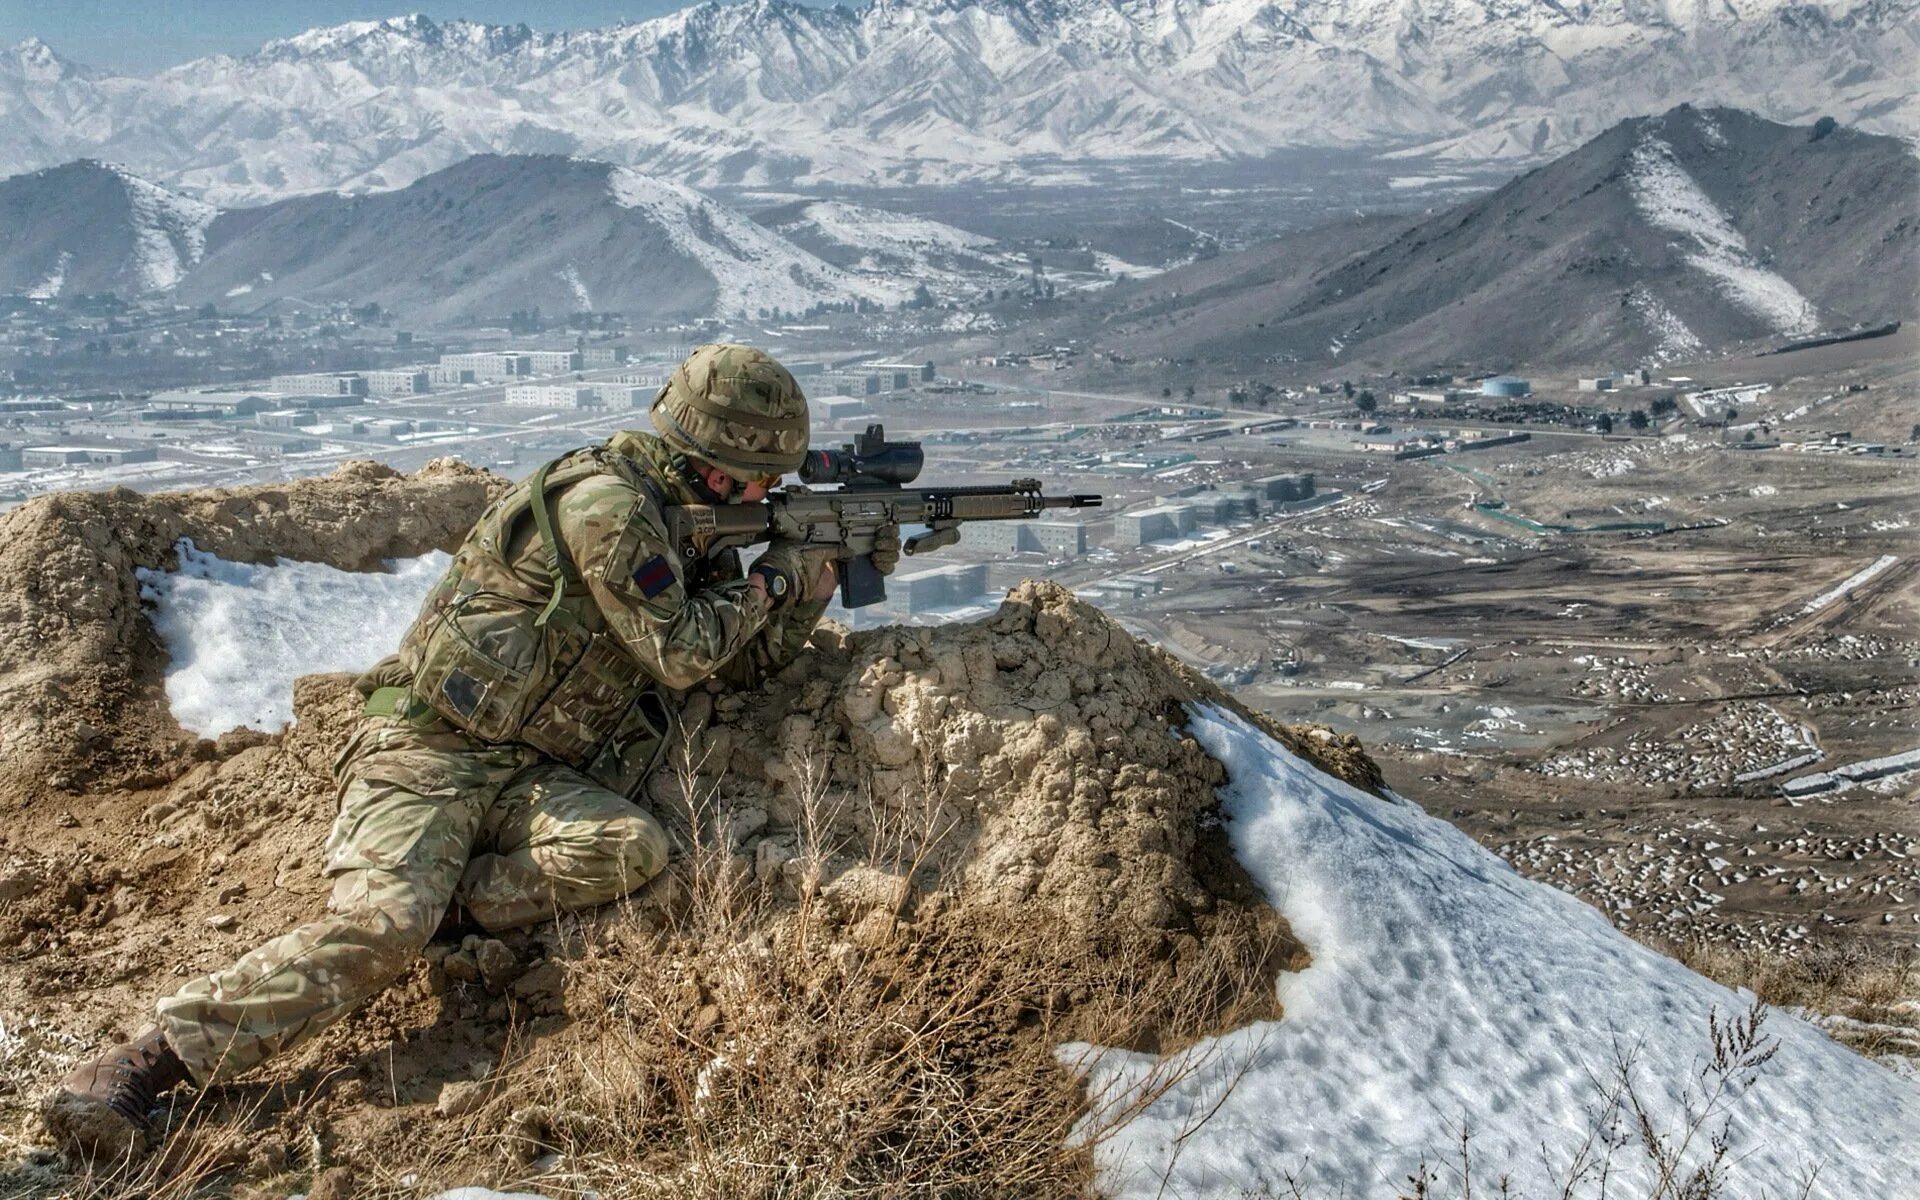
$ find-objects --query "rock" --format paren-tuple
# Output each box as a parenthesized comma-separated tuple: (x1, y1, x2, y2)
(442, 949, 481, 985)
(435, 1079, 491, 1119)
(475, 938, 520, 993)
(0, 871, 33, 905)
(206, 913, 236, 931)
(510, 960, 565, 1007)
(307, 1165, 359, 1200)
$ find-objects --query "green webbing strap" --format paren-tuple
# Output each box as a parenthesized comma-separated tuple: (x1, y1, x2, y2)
(528, 458, 581, 628)
(364, 686, 414, 719)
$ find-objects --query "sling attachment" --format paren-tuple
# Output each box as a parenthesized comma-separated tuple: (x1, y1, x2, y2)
(527, 458, 581, 629)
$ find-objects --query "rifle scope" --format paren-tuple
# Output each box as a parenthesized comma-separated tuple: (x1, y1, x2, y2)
(801, 423, 924, 488)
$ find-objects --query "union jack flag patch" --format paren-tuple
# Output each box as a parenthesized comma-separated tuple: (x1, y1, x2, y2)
(632, 554, 676, 598)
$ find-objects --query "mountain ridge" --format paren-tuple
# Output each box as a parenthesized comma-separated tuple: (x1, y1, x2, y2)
(3, 0, 1912, 203)
(0, 155, 915, 321)
(1041, 105, 1920, 370)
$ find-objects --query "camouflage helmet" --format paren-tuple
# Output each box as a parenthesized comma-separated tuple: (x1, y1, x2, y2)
(649, 343, 809, 480)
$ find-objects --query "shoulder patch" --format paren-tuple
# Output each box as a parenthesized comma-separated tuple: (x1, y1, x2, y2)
(632, 554, 676, 599)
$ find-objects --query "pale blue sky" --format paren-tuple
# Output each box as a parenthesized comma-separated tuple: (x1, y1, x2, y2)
(1, 1, 832, 75)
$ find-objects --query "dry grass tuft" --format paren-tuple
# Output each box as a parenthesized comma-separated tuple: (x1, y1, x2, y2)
(1638, 934, 1920, 1062)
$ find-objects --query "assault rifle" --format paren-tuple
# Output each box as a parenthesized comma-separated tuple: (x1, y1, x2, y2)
(663, 424, 1102, 607)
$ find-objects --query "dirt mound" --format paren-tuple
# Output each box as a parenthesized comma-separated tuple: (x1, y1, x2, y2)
(0, 467, 1380, 1198)
(0, 459, 504, 801)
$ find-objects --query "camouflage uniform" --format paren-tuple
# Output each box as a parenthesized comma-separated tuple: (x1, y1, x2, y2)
(151, 347, 824, 1085)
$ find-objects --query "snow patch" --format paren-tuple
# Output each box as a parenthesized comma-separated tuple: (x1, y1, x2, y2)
(1800, 555, 1898, 615)
(1626, 285, 1704, 360)
(606, 169, 901, 318)
(559, 261, 591, 312)
(135, 539, 448, 735)
(1627, 135, 1818, 336)
(26, 250, 72, 300)
(1074, 705, 1920, 1199)
(109, 164, 216, 293)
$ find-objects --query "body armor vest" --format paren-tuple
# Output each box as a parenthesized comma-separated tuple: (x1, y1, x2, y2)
(396, 446, 675, 792)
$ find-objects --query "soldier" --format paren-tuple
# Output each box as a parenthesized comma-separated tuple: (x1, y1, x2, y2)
(45, 344, 897, 1155)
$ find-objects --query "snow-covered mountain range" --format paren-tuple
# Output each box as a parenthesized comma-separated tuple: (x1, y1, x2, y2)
(3, 0, 1913, 204)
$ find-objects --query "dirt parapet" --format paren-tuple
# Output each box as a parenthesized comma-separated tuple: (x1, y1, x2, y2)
(0, 460, 505, 801)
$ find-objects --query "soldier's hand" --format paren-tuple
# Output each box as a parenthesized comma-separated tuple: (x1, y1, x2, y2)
(753, 540, 838, 608)
(872, 523, 902, 577)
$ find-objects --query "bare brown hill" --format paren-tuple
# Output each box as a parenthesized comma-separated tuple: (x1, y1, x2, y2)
(0, 465, 1379, 1197)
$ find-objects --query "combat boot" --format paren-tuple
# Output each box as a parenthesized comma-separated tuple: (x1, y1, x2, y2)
(43, 1026, 190, 1158)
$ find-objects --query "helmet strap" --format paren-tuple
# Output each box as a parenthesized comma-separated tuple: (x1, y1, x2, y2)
(670, 452, 726, 504)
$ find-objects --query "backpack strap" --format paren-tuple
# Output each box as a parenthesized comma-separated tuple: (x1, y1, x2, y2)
(528, 455, 583, 628)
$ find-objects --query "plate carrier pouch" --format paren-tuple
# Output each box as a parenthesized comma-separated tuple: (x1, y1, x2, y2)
(398, 447, 673, 796)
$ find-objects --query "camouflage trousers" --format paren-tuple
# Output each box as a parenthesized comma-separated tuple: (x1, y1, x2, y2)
(154, 712, 670, 1085)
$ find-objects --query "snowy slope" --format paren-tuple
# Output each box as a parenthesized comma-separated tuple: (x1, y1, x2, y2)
(755, 199, 1024, 299)
(157, 154, 882, 322)
(1075, 706, 1920, 1198)
(136, 540, 448, 735)
(1627, 134, 1819, 337)
(113, 164, 216, 291)
(606, 171, 904, 316)
(3, 1, 1914, 202)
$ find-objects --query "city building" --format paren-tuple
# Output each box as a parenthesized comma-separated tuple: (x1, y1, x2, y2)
(269, 372, 368, 397)
(21, 445, 159, 468)
(1578, 377, 1617, 392)
(1480, 375, 1532, 398)
(967, 521, 1089, 558)
(365, 369, 432, 396)
(241, 430, 322, 454)
(505, 384, 601, 408)
(811, 394, 869, 423)
(1250, 473, 1315, 503)
(523, 350, 583, 374)
(601, 385, 652, 408)
(428, 364, 477, 387)
(582, 346, 631, 367)
(256, 409, 319, 430)
(147, 390, 278, 417)
(868, 361, 936, 384)
(1395, 388, 1466, 406)
(894, 563, 989, 614)
(1115, 504, 1197, 547)
(439, 352, 531, 381)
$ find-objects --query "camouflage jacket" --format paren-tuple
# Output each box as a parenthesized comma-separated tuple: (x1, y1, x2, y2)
(389, 431, 826, 767)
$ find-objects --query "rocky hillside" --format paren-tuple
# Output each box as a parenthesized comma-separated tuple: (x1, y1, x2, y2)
(2, 0, 1913, 201)
(0, 155, 907, 321)
(0, 160, 214, 298)
(1053, 106, 1920, 371)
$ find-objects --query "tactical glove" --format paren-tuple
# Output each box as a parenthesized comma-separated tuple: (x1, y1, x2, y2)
(872, 523, 902, 577)
(753, 540, 837, 608)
